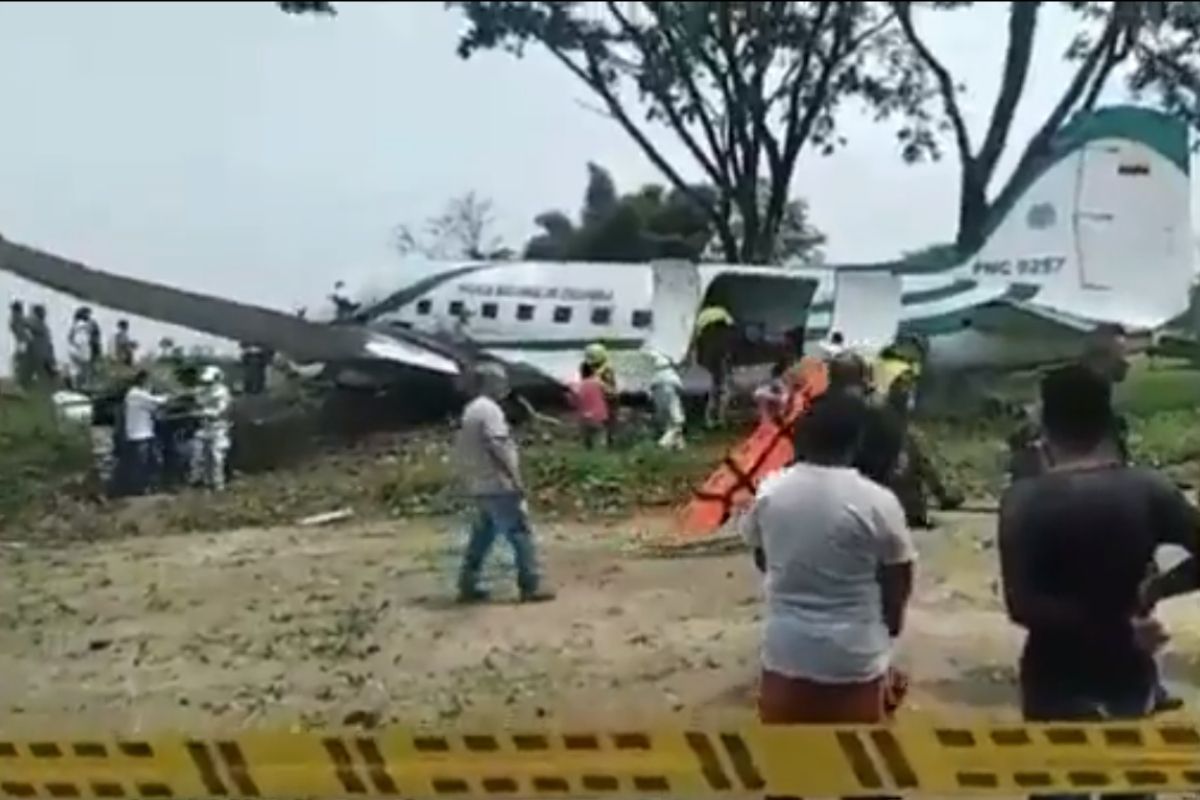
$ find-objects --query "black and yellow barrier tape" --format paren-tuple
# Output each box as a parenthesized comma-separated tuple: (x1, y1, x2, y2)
(3, 720, 1200, 798)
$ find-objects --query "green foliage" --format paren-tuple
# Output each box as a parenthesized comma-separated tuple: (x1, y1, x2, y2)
(450, 1, 914, 263)
(0, 393, 93, 526)
(524, 163, 821, 264)
(916, 417, 1011, 498)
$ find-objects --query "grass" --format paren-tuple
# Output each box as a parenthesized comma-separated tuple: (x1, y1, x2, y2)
(4, 356, 1200, 540)
(0, 389, 93, 530)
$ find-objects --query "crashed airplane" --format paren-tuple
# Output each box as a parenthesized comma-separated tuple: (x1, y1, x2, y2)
(0, 105, 1192, 395)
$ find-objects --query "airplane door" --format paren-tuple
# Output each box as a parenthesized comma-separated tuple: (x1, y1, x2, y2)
(1076, 142, 1178, 291)
(645, 260, 703, 362)
(829, 271, 902, 353)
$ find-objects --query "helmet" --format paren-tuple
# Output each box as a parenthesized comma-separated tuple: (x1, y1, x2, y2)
(199, 365, 223, 384)
(648, 351, 671, 370)
(583, 343, 608, 366)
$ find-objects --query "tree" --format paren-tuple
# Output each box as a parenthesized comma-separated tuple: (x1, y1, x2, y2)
(712, 181, 826, 264)
(521, 164, 714, 262)
(893, 1, 1200, 252)
(522, 162, 823, 264)
(394, 191, 512, 260)
(580, 162, 619, 229)
(448, 2, 919, 263)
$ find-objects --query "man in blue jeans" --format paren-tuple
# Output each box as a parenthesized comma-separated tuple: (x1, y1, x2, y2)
(455, 363, 555, 604)
(999, 365, 1200, 800)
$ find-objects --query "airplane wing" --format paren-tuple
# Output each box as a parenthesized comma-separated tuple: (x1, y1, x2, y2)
(0, 234, 462, 375)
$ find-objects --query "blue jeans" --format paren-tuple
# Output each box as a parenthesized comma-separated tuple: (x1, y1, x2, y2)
(121, 439, 158, 496)
(457, 493, 541, 596)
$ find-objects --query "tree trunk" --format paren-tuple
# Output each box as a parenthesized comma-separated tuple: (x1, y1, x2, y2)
(955, 166, 991, 253)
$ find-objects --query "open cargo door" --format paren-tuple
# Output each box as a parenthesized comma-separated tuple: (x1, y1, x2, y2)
(829, 271, 902, 353)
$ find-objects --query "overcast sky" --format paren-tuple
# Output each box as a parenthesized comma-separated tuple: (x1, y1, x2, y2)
(0, 2, 1188, 363)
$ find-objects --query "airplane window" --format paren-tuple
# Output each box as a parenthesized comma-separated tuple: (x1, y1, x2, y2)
(591, 307, 612, 325)
(553, 306, 572, 324)
(448, 300, 464, 317)
(517, 304, 535, 321)
(632, 309, 653, 329)
(481, 302, 498, 320)
(416, 299, 432, 315)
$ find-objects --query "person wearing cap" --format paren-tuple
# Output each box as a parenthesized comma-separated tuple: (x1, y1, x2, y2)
(455, 362, 554, 603)
(583, 343, 618, 443)
(190, 365, 232, 490)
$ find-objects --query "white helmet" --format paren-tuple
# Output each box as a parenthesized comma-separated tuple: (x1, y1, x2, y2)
(199, 365, 223, 384)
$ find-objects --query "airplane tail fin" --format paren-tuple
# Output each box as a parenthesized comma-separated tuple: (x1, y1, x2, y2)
(970, 106, 1193, 331)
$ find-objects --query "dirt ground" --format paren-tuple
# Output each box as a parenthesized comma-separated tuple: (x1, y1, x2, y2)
(4, 509, 1200, 733)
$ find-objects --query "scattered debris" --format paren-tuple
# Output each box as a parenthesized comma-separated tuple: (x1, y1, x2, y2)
(298, 508, 355, 527)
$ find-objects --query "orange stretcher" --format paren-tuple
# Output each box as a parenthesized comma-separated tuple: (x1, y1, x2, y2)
(677, 357, 829, 537)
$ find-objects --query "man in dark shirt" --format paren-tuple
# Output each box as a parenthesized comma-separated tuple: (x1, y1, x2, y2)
(796, 354, 960, 527)
(999, 364, 1199, 730)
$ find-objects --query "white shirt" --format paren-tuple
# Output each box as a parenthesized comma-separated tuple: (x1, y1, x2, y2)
(68, 320, 91, 363)
(818, 339, 846, 361)
(124, 386, 165, 442)
(741, 463, 915, 683)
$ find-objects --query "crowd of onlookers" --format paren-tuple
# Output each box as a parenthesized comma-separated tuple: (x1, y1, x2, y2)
(5, 300, 263, 499)
(748, 325, 1200, 734)
(7, 301, 142, 390)
(451, 322, 1200, 741)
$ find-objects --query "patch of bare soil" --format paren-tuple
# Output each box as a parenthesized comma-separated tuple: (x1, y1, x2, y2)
(3, 510, 1200, 733)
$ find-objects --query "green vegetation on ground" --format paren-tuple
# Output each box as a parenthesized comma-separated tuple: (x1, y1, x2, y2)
(2, 358, 1198, 542)
(0, 389, 93, 530)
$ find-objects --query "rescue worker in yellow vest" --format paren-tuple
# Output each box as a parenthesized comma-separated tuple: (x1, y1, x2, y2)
(693, 305, 735, 428)
(873, 345, 918, 402)
(867, 343, 963, 527)
(583, 343, 618, 442)
(190, 365, 233, 491)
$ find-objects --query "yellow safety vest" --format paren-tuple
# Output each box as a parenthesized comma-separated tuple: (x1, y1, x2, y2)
(695, 306, 734, 334)
(874, 357, 918, 398)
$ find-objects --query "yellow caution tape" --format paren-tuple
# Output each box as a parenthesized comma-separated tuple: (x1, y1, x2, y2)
(4, 720, 1200, 798)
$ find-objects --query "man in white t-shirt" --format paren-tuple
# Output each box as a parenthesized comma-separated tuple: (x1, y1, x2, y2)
(742, 392, 916, 723)
(122, 370, 167, 495)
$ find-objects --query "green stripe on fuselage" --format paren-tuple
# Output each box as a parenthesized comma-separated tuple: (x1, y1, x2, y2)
(809, 278, 978, 314)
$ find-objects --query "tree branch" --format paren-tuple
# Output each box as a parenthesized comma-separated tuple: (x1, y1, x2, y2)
(761, 2, 851, 258)
(975, 2, 1040, 181)
(893, 1, 973, 166)
(632, 2, 732, 183)
(542, 41, 728, 245)
(1083, 21, 1134, 110)
(715, 4, 765, 261)
(600, 1, 727, 189)
(983, 13, 1123, 236)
